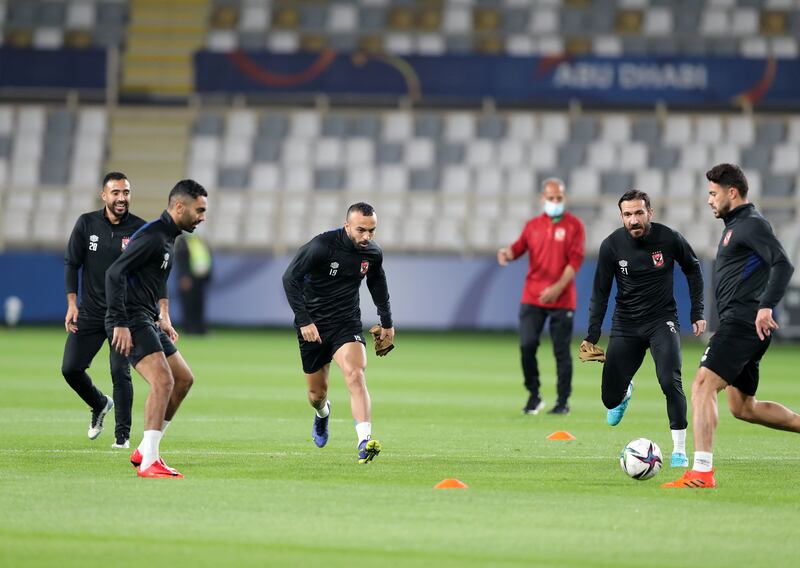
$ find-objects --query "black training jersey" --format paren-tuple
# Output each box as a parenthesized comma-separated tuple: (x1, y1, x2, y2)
(64, 209, 146, 320)
(714, 204, 794, 324)
(586, 222, 704, 344)
(282, 227, 393, 330)
(105, 210, 181, 328)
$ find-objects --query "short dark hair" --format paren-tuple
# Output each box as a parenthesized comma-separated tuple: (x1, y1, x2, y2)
(103, 171, 127, 188)
(346, 202, 375, 218)
(168, 179, 207, 206)
(618, 189, 651, 211)
(706, 163, 748, 198)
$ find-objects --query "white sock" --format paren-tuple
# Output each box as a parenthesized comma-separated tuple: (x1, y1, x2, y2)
(139, 429, 163, 471)
(355, 421, 371, 444)
(161, 419, 171, 434)
(315, 400, 330, 418)
(671, 429, 686, 455)
(693, 451, 713, 472)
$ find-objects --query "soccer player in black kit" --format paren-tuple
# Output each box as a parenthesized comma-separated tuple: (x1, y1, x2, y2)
(283, 202, 394, 464)
(582, 190, 705, 468)
(105, 179, 207, 478)
(664, 164, 798, 489)
(62, 172, 145, 448)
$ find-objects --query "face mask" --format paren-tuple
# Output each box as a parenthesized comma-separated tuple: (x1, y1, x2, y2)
(543, 201, 565, 218)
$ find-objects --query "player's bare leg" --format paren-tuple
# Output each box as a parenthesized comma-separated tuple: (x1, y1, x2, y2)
(726, 386, 800, 432)
(131, 352, 182, 477)
(662, 367, 725, 488)
(164, 351, 194, 421)
(333, 342, 380, 463)
(306, 365, 331, 447)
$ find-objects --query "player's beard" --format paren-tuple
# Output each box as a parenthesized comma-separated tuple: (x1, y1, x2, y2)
(626, 222, 650, 239)
(107, 201, 127, 219)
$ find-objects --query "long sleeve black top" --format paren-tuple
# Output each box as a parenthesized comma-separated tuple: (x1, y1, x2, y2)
(586, 222, 704, 344)
(105, 210, 180, 328)
(64, 209, 145, 321)
(282, 228, 393, 330)
(714, 203, 794, 324)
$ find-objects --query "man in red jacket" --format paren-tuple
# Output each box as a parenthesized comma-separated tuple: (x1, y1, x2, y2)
(498, 178, 586, 415)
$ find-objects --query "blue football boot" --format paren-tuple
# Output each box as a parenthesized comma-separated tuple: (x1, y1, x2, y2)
(670, 452, 689, 467)
(312, 401, 330, 448)
(357, 437, 381, 464)
(607, 381, 633, 426)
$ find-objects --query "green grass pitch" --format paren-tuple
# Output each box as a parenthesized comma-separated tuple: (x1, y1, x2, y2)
(1, 327, 798, 567)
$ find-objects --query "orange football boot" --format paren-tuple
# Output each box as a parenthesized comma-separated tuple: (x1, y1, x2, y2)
(661, 469, 716, 488)
(137, 459, 184, 478)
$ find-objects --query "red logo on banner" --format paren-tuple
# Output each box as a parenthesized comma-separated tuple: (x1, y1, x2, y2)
(121, 237, 130, 251)
(652, 251, 664, 267)
(360, 261, 369, 275)
(723, 230, 733, 246)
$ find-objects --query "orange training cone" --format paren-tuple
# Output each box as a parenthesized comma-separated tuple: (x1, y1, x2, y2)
(434, 478, 468, 489)
(546, 431, 576, 441)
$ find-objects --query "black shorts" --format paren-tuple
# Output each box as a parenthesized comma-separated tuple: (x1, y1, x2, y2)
(106, 320, 177, 368)
(297, 322, 366, 374)
(700, 319, 771, 396)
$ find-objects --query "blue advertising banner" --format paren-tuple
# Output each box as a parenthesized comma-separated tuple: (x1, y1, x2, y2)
(0, 47, 106, 90)
(195, 51, 796, 107)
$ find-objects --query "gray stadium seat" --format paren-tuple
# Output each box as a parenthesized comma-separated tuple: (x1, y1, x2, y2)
(740, 146, 771, 171)
(409, 168, 439, 192)
(314, 168, 344, 191)
(558, 143, 586, 170)
(376, 141, 404, 164)
(252, 138, 282, 162)
(571, 116, 598, 142)
(648, 146, 679, 170)
(351, 114, 381, 138)
(632, 116, 660, 145)
(194, 112, 224, 136)
(97, 2, 128, 25)
(601, 172, 633, 195)
(437, 142, 465, 165)
(477, 115, 506, 140)
(40, 1, 66, 26)
(218, 166, 250, 188)
(414, 115, 443, 139)
(762, 174, 795, 197)
(322, 114, 349, 137)
(756, 120, 785, 145)
(259, 114, 289, 139)
(358, 7, 385, 32)
(40, 160, 70, 186)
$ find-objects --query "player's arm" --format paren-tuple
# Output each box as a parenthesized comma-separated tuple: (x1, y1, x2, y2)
(157, 298, 178, 343)
(282, 237, 327, 342)
(497, 222, 530, 266)
(747, 218, 795, 340)
(105, 232, 156, 355)
(366, 254, 393, 338)
(673, 230, 706, 336)
(585, 239, 614, 345)
(64, 216, 86, 333)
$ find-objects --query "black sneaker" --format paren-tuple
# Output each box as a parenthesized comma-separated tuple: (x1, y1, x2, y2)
(523, 395, 545, 415)
(88, 395, 113, 440)
(548, 403, 570, 415)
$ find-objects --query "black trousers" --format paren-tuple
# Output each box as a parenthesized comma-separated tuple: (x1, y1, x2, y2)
(61, 316, 133, 439)
(601, 319, 687, 430)
(519, 304, 574, 405)
(179, 278, 208, 335)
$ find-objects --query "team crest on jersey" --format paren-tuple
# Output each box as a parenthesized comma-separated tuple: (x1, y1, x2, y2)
(723, 229, 733, 246)
(121, 237, 130, 251)
(554, 227, 566, 241)
(618, 260, 628, 275)
(329, 262, 339, 276)
(89, 234, 99, 252)
(651, 251, 664, 267)
(360, 260, 370, 275)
